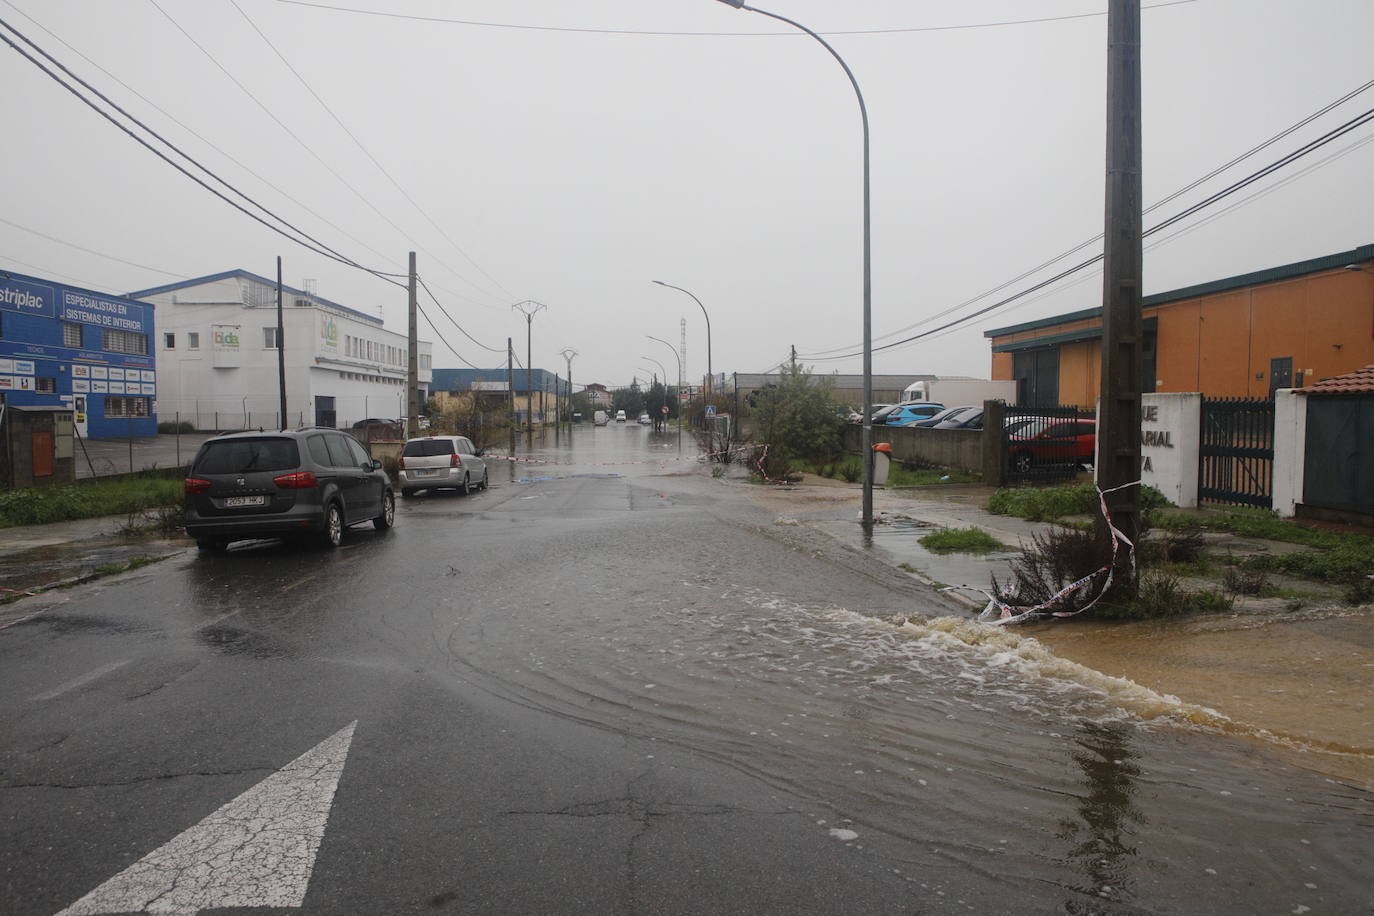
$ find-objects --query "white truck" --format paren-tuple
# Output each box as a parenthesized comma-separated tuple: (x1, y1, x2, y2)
(900, 377, 1017, 407)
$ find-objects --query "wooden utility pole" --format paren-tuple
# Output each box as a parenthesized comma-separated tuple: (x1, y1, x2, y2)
(1098, 0, 1143, 591)
(406, 251, 419, 440)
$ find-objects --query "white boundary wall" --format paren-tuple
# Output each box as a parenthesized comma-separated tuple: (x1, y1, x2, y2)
(1271, 388, 1306, 518)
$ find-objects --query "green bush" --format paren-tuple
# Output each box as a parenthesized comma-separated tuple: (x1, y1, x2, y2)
(988, 481, 1169, 522)
(919, 527, 1006, 553)
(156, 421, 197, 434)
(0, 479, 183, 528)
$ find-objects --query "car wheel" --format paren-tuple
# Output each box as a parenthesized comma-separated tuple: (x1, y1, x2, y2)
(374, 491, 395, 530)
(400, 488, 416, 499)
(321, 502, 345, 549)
(1011, 450, 1034, 473)
(480, 472, 489, 490)
(459, 473, 470, 495)
(195, 537, 227, 554)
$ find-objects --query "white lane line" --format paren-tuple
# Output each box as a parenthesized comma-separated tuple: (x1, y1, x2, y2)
(29, 660, 132, 702)
(54, 721, 358, 916)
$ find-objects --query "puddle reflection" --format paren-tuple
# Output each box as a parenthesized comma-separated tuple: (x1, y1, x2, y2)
(1058, 721, 1144, 912)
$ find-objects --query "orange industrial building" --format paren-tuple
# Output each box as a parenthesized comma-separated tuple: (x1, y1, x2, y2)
(984, 244, 1374, 407)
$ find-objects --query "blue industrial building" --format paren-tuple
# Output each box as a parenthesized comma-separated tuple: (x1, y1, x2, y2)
(0, 269, 157, 438)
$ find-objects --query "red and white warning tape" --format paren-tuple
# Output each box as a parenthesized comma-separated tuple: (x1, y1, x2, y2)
(940, 480, 1141, 626)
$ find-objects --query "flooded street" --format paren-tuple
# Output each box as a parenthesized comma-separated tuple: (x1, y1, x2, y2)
(2, 423, 1370, 914)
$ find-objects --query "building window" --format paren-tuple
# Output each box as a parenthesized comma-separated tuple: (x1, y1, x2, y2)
(63, 321, 83, 348)
(188, 332, 200, 349)
(264, 327, 280, 349)
(164, 332, 176, 349)
(36, 377, 56, 393)
(102, 329, 148, 355)
(105, 396, 150, 418)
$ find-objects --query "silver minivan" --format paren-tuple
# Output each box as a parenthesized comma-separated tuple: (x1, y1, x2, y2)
(398, 435, 488, 497)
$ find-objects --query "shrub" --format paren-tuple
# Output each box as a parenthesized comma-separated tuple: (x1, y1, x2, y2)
(988, 482, 1169, 523)
(157, 421, 197, 434)
(920, 527, 1006, 553)
(992, 525, 1115, 616)
(0, 479, 183, 528)
(1222, 564, 1270, 598)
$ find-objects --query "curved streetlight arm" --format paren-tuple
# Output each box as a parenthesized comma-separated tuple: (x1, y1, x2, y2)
(652, 280, 712, 392)
(645, 334, 682, 380)
(714, 0, 874, 528)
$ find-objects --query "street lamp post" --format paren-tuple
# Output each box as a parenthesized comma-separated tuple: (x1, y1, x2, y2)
(641, 355, 670, 426)
(512, 300, 547, 441)
(713, 0, 873, 529)
(647, 334, 683, 451)
(652, 281, 713, 395)
(559, 347, 578, 428)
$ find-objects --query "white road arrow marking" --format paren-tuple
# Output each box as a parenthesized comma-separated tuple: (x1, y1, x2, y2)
(55, 721, 357, 916)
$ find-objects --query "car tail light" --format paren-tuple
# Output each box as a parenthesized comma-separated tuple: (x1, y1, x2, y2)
(450, 454, 460, 468)
(398, 456, 407, 469)
(184, 478, 212, 495)
(273, 471, 318, 489)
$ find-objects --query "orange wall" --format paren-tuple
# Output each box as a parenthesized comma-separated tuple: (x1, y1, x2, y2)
(990, 268, 1374, 398)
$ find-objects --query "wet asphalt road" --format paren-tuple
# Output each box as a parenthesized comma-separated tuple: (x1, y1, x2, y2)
(1, 424, 1370, 915)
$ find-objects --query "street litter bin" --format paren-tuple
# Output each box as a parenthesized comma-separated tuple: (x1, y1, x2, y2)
(873, 442, 892, 487)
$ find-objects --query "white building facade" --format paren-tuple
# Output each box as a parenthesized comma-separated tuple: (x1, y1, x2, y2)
(130, 270, 431, 430)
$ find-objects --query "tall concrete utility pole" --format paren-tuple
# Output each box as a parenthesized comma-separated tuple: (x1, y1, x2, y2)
(1098, 0, 1143, 591)
(275, 256, 287, 429)
(407, 252, 419, 439)
(512, 301, 547, 441)
(507, 337, 515, 453)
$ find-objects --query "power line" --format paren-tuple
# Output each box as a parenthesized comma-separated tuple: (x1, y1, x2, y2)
(413, 300, 481, 369)
(275, 0, 1197, 37)
(0, 0, 403, 269)
(0, 215, 185, 279)
(806, 105, 1374, 361)
(416, 276, 505, 353)
(0, 15, 406, 286)
(229, 0, 517, 305)
(800, 76, 1374, 359)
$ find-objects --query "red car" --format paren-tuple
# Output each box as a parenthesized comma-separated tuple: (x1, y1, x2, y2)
(1007, 417, 1096, 472)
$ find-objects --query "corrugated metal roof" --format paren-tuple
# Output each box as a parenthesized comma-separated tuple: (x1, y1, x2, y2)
(1304, 365, 1374, 395)
(431, 367, 566, 395)
(984, 243, 1374, 339)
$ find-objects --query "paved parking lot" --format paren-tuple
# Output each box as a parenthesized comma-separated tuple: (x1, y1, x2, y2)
(75, 432, 217, 478)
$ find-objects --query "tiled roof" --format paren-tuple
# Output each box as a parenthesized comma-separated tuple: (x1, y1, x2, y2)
(1305, 365, 1374, 394)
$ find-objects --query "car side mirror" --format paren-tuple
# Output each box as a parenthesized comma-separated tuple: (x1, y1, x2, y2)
(370, 459, 383, 471)
(474, 449, 484, 457)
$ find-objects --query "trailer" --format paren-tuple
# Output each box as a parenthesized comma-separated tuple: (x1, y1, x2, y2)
(900, 377, 1017, 407)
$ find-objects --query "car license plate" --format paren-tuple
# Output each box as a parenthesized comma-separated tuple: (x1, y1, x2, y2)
(222, 495, 266, 508)
(416, 468, 438, 476)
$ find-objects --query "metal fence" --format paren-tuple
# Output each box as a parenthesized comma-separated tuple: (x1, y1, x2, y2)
(1198, 397, 1274, 508)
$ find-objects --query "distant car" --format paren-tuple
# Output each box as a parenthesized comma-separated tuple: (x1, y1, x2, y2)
(637, 411, 652, 425)
(883, 402, 946, 426)
(184, 428, 394, 552)
(871, 405, 903, 425)
(902, 406, 973, 428)
(615, 410, 627, 422)
(933, 407, 985, 430)
(853, 404, 892, 424)
(351, 418, 402, 440)
(1007, 418, 1097, 472)
(594, 410, 609, 426)
(398, 435, 488, 497)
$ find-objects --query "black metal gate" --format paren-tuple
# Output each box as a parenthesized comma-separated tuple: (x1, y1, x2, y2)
(1198, 398, 1274, 508)
(1302, 394, 1374, 516)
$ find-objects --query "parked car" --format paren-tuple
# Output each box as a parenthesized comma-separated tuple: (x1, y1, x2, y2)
(184, 428, 394, 552)
(933, 407, 985, 430)
(616, 410, 627, 422)
(883, 402, 946, 426)
(871, 405, 903, 425)
(351, 417, 402, 440)
(637, 411, 652, 425)
(398, 435, 488, 497)
(903, 406, 974, 428)
(1006, 418, 1097, 472)
(848, 404, 889, 424)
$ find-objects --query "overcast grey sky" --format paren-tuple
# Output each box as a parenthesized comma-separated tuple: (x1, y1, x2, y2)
(2, 0, 1372, 391)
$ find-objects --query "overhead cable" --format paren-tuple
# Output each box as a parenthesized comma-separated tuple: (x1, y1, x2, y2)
(275, 0, 1197, 37)
(416, 276, 506, 353)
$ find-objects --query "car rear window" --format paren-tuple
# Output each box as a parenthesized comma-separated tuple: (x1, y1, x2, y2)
(402, 439, 456, 458)
(194, 438, 299, 474)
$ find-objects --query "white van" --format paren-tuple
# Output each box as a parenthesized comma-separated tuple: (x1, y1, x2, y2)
(593, 410, 609, 426)
(615, 410, 627, 422)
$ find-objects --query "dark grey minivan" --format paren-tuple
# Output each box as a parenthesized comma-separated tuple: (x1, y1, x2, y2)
(184, 428, 394, 552)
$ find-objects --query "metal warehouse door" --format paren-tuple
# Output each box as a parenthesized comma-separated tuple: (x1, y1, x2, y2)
(1303, 395, 1374, 515)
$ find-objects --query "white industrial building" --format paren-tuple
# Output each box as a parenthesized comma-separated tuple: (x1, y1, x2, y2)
(130, 270, 431, 430)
